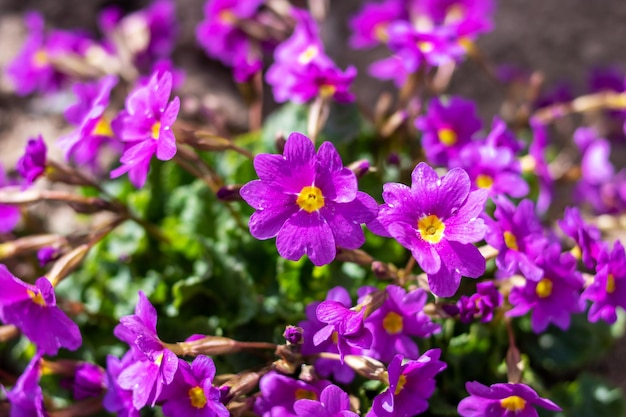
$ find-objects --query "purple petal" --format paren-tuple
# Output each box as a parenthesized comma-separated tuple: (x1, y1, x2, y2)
(276, 210, 336, 266)
(437, 240, 486, 278)
(248, 202, 299, 240)
(294, 399, 330, 417)
(315, 141, 356, 203)
(321, 385, 351, 414)
(427, 263, 462, 298)
(322, 204, 365, 250)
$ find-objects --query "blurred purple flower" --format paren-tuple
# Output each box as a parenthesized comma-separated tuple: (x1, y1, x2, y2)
(0, 165, 21, 233)
(73, 362, 106, 400)
(457, 281, 503, 323)
(240, 132, 377, 266)
(103, 353, 140, 417)
(458, 381, 561, 417)
(558, 206, 603, 269)
(0, 265, 82, 355)
(349, 0, 407, 49)
(373, 162, 487, 297)
(254, 372, 330, 417)
(4, 353, 46, 416)
(17, 135, 47, 186)
(294, 384, 358, 417)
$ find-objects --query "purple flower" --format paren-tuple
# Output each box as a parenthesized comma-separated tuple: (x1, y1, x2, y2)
(558, 207, 603, 269)
(115, 291, 178, 409)
(367, 350, 447, 417)
(133, 0, 179, 71)
(299, 287, 359, 383)
(254, 372, 330, 417)
(314, 300, 373, 362)
(458, 381, 561, 417)
(349, 0, 407, 49)
(4, 353, 45, 416)
(16, 135, 47, 186)
(582, 240, 626, 324)
(266, 9, 357, 104)
(240, 132, 377, 266)
(0, 265, 82, 355)
(103, 353, 140, 417)
(363, 285, 440, 362)
(507, 244, 584, 333)
(59, 75, 120, 172)
(110, 70, 180, 188)
(373, 162, 488, 297)
(415, 97, 482, 166)
(160, 356, 229, 417)
(294, 384, 358, 417)
(0, 164, 21, 233)
(457, 281, 503, 323)
(37, 246, 61, 266)
(73, 362, 106, 400)
(484, 197, 547, 281)
(528, 117, 553, 214)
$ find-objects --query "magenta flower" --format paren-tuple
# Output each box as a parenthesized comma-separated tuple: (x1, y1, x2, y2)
(414, 96, 482, 166)
(558, 207, 603, 269)
(73, 362, 106, 400)
(115, 291, 178, 409)
(457, 281, 503, 324)
(254, 372, 330, 417)
(17, 135, 47, 186)
(266, 9, 357, 104)
(363, 285, 440, 362)
(0, 164, 21, 233)
(103, 353, 140, 417)
(484, 197, 547, 281)
(110, 70, 180, 188)
(314, 299, 373, 363)
(528, 117, 553, 214)
(507, 244, 584, 333)
(160, 356, 229, 417)
(4, 353, 45, 416)
(367, 350, 447, 417)
(458, 381, 561, 417)
(299, 287, 359, 383)
(373, 162, 487, 297)
(240, 132, 377, 266)
(59, 75, 120, 172)
(0, 265, 82, 355)
(294, 384, 358, 417)
(349, 0, 407, 49)
(582, 240, 626, 324)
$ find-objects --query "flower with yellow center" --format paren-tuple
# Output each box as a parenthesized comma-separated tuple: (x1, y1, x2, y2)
(218, 9, 236, 24)
(296, 185, 325, 213)
(32, 50, 48, 68)
(394, 374, 407, 395)
(93, 117, 114, 137)
(382, 311, 404, 335)
(295, 388, 318, 400)
(418, 214, 445, 244)
(188, 386, 207, 408)
(28, 289, 47, 307)
(606, 274, 616, 294)
(503, 231, 518, 251)
(151, 121, 162, 140)
(319, 84, 336, 99)
(475, 174, 494, 190)
(373, 23, 389, 42)
(437, 128, 457, 146)
(500, 395, 527, 412)
(298, 45, 319, 65)
(535, 278, 553, 298)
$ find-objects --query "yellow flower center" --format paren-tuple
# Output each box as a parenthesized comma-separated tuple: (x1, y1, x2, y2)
(382, 311, 403, 335)
(503, 231, 518, 251)
(298, 45, 319, 65)
(295, 388, 318, 400)
(154, 352, 164, 366)
(445, 4, 466, 22)
(151, 121, 161, 140)
(331, 331, 339, 344)
(607, 274, 616, 294)
(374, 23, 389, 42)
(394, 374, 407, 395)
(535, 278, 553, 298)
(418, 41, 434, 53)
(570, 245, 582, 260)
(476, 174, 494, 189)
(418, 214, 445, 244)
(218, 9, 236, 24)
(437, 128, 457, 146)
(93, 116, 114, 137)
(28, 289, 47, 307)
(500, 395, 527, 412)
(188, 386, 207, 409)
(32, 50, 48, 67)
(319, 84, 336, 98)
(296, 186, 325, 213)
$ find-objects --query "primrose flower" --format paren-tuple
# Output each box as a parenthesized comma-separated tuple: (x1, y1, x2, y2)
(0, 265, 82, 355)
(363, 285, 440, 362)
(17, 135, 47, 186)
(115, 291, 178, 409)
(59, 75, 119, 172)
(73, 362, 106, 400)
(299, 287, 359, 383)
(558, 207, 603, 269)
(457, 281, 503, 323)
(240, 132, 377, 266)
(367, 350, 447, 417)
(507, 244, 584, 333)
(373, 162, 488, 297)
(0, 164, 21, 233)
(103, 353, 140, 417)
(266, 9, 357, 104)
(110, 70, 180, 188)
(458, 381, 561, 417)
(160, 356, 229, 417)
(254, 372, 330, 417)
(415, 96, 482, 166)
(348, 0, 407, 48)
(484, 197, 547, 281)
(582, 240, 626, 324)
(4, 353, 45, 416)
(294, 384, 358, 417)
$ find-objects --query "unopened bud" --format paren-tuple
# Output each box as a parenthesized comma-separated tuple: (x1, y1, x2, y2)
(371, 261, 397, 280)
(222, 371, 263, 399)
(275, 133, 286, 153)
(347, 159, 372, 178)
(217, 185, 243, 202)
(283, 325, 303, 345)
(177, 335, 240, 356)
